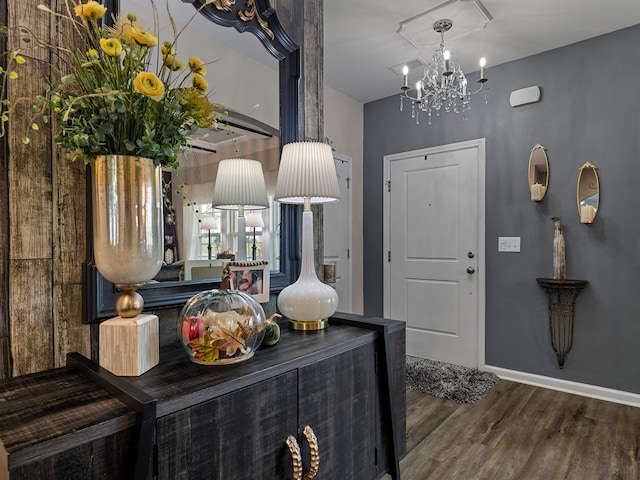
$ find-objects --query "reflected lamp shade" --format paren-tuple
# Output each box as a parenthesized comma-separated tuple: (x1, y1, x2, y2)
(245, 212, 265, 229)
(212, 158, 268, 261)
(200, 216, 218, 231)
(211, 158, 269, 211)
(274, 142, 341, 330)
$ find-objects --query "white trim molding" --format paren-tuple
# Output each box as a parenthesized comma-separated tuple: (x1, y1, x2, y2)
(485, 365, 640, 408)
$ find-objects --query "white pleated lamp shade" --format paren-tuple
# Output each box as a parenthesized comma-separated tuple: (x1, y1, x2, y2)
(275, 142, 341, 204)
(200, 216, 218, 230)
(245, 212, 265, 228)
(212, 159, 269, 210)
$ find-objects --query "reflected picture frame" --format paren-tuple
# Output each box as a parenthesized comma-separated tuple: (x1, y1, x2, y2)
(226, 261, 270, 303)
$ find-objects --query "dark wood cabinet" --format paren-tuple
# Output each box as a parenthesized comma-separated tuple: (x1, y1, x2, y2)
(0, 314, 405, 480)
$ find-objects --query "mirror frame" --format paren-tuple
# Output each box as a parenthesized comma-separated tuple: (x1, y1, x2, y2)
(528, 143, 549, 202)
(84, 0, 301, 322)
(577, 161, 599, 223)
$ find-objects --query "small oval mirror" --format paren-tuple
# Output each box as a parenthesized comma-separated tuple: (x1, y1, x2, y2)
(528, 143, 549, 201)
(577, 162, 599, 223)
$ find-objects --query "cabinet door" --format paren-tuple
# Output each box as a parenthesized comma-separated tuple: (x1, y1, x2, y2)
(298, 342, 377, 480)
(156, 370, 298, 480)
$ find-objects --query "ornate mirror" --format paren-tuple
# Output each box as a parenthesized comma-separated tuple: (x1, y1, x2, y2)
(528, 143, 549, 202)
(85, 0, 301, 322)
(577, 162, 599, 224)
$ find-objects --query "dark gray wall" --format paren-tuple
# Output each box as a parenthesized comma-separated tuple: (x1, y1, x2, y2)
(363, 25, 640, 393)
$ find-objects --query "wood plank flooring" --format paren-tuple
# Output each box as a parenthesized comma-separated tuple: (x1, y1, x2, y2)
(385, 380, 640, 480)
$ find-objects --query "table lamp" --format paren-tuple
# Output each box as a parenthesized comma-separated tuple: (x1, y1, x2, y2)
(245, 212, 265, 260)
(275, 141, 341, 330)
(200, 216, 218, 260)
(212, 159, 268, 261)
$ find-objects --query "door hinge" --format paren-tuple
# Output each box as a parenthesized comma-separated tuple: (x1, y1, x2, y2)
(386, 180, 391, 192)
(346, 177, 351, 189)
(374, 446, 379, 466)
(388, 251, 391, 262)
(347, 248, 350, 259)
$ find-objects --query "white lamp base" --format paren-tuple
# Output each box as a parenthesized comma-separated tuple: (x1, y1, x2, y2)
(277, 209, 338, 330)
(99, 314, 159, 376)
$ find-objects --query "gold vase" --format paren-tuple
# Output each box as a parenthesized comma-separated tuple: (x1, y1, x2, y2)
(92, 155, 164, 317)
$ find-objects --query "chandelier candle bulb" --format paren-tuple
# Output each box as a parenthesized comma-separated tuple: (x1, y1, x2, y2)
(402, 65, 409, 89)
(479, 57, 487, 81)
(444, 50, 451, 74)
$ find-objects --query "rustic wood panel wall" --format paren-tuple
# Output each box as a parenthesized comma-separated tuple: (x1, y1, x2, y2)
(4, 0, 89, 377)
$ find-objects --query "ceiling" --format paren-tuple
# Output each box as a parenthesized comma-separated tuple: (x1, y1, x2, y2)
(180, 0, 640, 105)
(323, 0, 640, 104)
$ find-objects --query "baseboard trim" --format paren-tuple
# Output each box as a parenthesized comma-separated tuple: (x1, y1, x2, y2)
(484, 365, 640, 408)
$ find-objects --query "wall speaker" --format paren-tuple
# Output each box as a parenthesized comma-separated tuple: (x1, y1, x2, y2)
(510, 86, 541, 107)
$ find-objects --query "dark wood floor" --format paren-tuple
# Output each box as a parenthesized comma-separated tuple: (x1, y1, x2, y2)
(385, 380, 640, 480)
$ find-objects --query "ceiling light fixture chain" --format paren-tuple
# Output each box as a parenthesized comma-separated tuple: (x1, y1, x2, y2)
(399, 19, 488, 125)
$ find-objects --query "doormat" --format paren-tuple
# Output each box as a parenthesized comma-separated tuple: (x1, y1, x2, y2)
(406, 356, 499, 404)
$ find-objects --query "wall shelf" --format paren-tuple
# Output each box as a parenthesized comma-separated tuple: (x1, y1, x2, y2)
(536, 278, 588, 369)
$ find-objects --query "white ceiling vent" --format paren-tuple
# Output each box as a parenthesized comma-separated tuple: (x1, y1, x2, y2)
(397, 0, 492, 49)
(388, 58, 427, 77)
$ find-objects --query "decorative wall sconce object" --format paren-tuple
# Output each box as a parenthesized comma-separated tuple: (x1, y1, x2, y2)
(245, 212, 265, 260)
(528, 144, 549, 202)
(212, 159, 269, 261)
(275, 142, 341, 330)
(536, 278, 588, 368)
(577, 162, 599, 224)
(201, 216, 218, 260)
(399, 19, 488, 125)
(552, 217, 565, 280)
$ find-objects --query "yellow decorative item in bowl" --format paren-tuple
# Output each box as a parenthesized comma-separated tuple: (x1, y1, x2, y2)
(178, 290, 266, 365)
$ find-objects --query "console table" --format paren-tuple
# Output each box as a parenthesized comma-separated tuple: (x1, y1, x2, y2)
(0, 313, 405, 480)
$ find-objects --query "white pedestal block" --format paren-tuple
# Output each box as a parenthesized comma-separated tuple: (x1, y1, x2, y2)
(99, 314, 159, 376)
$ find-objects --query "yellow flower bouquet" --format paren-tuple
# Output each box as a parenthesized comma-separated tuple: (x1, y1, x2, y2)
(0, 0, 217, 168)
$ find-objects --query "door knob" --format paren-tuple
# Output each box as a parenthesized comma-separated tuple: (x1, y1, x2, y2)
(467, 251, 475, 258)
(466, 267, 475, 274)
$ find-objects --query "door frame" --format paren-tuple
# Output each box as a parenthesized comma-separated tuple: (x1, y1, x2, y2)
(329, 152, 353, 313)
(383, 138, 487, 368)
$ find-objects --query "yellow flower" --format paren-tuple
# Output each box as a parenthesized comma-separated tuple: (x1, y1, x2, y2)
(188, 56, 206, 75)
(192, 74, 208, 92)
(74, 1, 107, 20)
(131, 27, 158, 47)
(87, 49, 99, 60)
(164, 55, 184, 71)
(161, 41, 175, 56)
(133, 72, 165, 101)
(99, 38, 122, 57)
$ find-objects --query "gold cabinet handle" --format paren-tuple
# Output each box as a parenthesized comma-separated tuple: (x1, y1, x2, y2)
(286, 434, 303, 480)
(302, 425, 320, 480)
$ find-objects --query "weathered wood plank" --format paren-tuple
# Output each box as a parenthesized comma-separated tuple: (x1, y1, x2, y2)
(9, 259, 54, 375)
(52, 284, 90, 368)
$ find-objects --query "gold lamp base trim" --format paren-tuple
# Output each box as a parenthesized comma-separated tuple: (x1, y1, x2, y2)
(288, 318, 329, 331)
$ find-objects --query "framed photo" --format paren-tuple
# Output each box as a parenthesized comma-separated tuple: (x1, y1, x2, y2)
(226, 261, 270, 303)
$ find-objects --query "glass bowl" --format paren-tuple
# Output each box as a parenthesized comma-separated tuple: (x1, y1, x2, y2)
(178, 289, 266, 365)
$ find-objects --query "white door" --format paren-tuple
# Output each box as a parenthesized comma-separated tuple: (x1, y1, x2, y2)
(383, 139, 485, 368)
(323, 153, 352, 313)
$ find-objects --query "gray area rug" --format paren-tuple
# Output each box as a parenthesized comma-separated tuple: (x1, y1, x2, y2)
(406, 356, 499, 404)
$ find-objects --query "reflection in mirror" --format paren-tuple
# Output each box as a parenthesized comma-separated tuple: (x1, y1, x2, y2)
(121, 0, 280, 285)
(156, 115, 281, 283)
(528, 143, 549, 201)
(577, 162, 599, 224)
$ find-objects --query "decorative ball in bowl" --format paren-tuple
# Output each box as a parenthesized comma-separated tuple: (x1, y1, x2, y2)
(178, 289, 266, 365)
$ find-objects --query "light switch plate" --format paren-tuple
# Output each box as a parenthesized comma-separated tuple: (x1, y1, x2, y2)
(498, 237, 521, 252)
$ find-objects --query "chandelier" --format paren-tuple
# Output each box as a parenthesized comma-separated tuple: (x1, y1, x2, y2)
(400, 19, 488, 125)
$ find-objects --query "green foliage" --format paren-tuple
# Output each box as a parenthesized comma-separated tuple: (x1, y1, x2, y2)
(0, 0, 219, 168)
